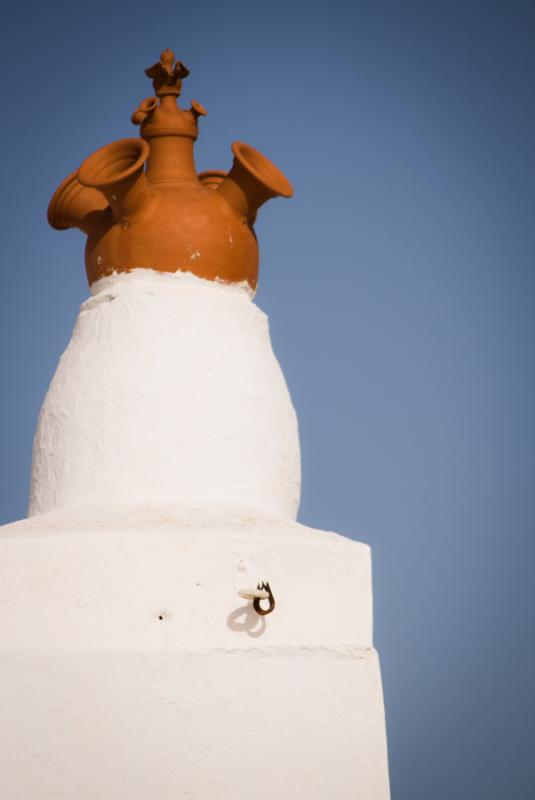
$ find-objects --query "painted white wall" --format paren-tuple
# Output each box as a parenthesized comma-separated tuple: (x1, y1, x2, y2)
(1, 271, 390, 798)
(0, 509, 389, 799)
(0, 508, 373, 652)
(29, 271, 301, 520)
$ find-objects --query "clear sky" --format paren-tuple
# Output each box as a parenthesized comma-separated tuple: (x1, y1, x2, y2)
(1, 1, 534, 798)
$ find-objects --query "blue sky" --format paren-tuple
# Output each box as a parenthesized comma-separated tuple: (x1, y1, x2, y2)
(1, 1, 534, 797)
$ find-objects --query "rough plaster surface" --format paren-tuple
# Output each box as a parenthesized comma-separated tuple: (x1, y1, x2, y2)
(0, 650, 388, 800)
(2, 272, 389, 798)
(29, 271, 301, 519)
(0, 509, 373, 651)
(0, 510, 389, 799)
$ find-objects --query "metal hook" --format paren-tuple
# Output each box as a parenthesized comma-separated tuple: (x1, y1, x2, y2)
(253, 581, 275, 616)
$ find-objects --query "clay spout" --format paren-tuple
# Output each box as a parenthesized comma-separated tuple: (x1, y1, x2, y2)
(217, 142, 293, 223)
(47, 172, 109, 234)
(77, 138, 152, 221)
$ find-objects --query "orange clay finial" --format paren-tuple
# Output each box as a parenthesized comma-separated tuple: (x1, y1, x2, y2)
(47, 49, 293, 290)
(144, 48, 189, 95)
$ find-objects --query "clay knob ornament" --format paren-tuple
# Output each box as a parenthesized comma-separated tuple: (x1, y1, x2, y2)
(47, 49, 293, 290)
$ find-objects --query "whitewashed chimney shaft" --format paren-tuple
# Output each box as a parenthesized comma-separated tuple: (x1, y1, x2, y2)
(0, 270, 390, 799)
(1, 46, 389, 799)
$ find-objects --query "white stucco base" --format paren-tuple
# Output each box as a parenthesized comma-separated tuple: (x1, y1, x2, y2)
(0, 509, 390, 799)
(2, 271, 390, 797)
(1, 651, 386, 799)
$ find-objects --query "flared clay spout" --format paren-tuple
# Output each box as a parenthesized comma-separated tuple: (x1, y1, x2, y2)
(47, 49, 293, 290)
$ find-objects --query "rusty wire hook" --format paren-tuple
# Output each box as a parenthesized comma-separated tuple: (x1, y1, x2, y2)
(253, 581, 276, 616)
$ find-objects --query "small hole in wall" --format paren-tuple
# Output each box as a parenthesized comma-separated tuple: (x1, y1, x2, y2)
(158, 615, 164, 621)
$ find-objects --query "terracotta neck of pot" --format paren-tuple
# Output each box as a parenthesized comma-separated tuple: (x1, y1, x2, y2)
(131, 52, 206, 185)
(144, 134, 198, 185)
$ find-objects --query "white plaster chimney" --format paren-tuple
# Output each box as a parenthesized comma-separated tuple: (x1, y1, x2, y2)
(0, 269, 390, 798)
(0, 45, 389, 799)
